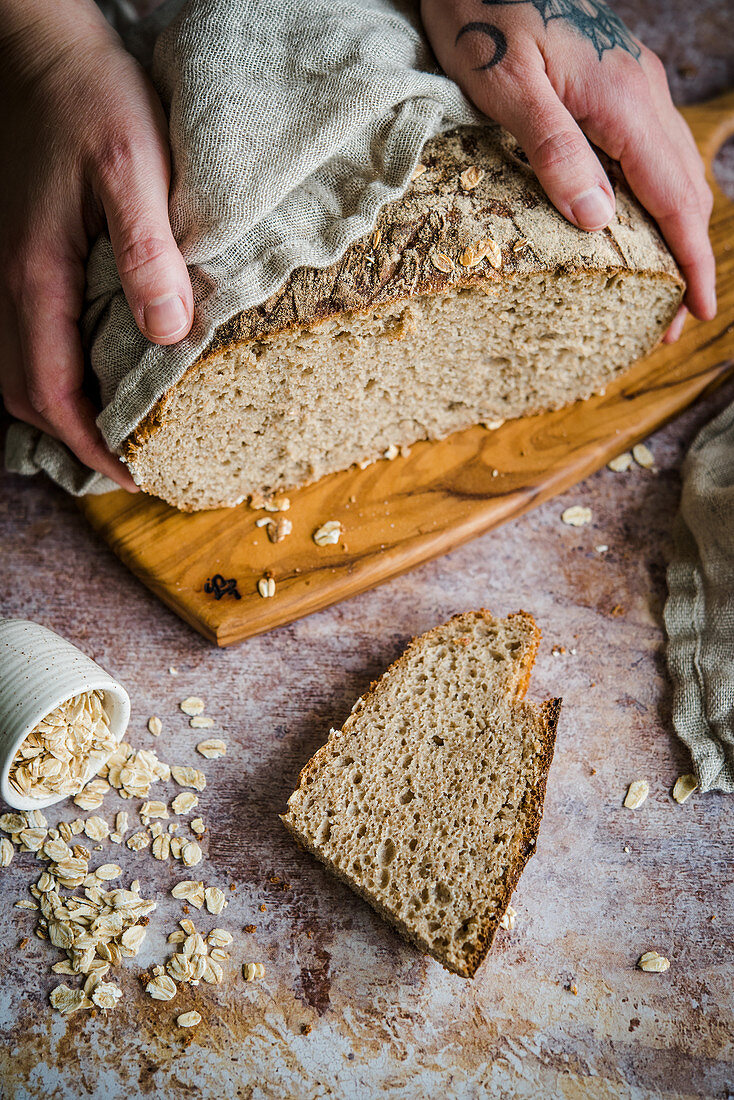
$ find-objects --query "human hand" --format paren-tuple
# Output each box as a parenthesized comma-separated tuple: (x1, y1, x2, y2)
(420, 0, 715, 342)
(0, 0, 194, 490)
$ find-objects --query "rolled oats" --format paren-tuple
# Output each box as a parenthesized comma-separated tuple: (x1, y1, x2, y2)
(91, 981, 122, 1009)
(180, 697, 205, 717)
(207, 929, 233, 949)
(171, 767, 206, 792)
(152, 835, 171, 861)
(9, 691, 116, 803)
(243, 962, 266, 982)
(172, 792, 199, 815)
(182, 842, 203, 868)
(561, 506, 592, 527)
(632, 443, 655, 469)
(624, 780, 650, 809)
(196, 739, 226, 760)
(313, 520, 342, 547)
(673, 774, 698, 804)
(607, 452, 633, 472)
(146, 974, 177, 1001)
(638, 951, 670, 973)
(177, 1011, 202, 1028)
(147, 716, 162, 737)
(204, 887, 227, 915)
(190, 818, 206, 836)
(267, 516, 293, 543)
(0, 838, 14, 867)
(257, 576, 276, 599)
(500, 905, 517, 931)
(430, 251, 454, 274)
(189, 716, 214, 729)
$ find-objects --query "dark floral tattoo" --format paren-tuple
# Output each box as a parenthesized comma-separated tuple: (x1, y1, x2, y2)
(456, 0, 640, 69)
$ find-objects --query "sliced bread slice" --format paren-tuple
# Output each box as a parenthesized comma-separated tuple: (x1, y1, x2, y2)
(281, 609, 560, 977)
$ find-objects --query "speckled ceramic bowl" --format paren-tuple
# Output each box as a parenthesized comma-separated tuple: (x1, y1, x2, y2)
(0, 619, 130, 811)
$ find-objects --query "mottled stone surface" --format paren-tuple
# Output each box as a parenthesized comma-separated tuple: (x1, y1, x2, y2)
(0, 3, 733, 1098)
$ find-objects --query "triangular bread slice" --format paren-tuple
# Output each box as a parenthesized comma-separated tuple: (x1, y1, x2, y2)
(281, 610, 560, 977)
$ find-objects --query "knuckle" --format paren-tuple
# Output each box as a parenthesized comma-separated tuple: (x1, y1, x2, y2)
(114, 235, 171, 279)
(531, 128, 589, 173)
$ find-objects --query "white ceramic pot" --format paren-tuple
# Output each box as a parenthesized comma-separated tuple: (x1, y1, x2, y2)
(0, 619, 130, 811)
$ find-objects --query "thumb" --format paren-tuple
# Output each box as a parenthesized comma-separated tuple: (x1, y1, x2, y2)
(97, 143, 194, 344)
(486, 78, 616, 232)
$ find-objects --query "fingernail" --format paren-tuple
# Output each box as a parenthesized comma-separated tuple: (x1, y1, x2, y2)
(707, 287, 717, 318)
(571, 187, 615, 231)
(144, 294, 189, 340)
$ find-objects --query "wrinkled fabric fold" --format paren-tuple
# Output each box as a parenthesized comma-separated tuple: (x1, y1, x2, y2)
(5, 0, 481, 494)
(664, 400, 734, 793)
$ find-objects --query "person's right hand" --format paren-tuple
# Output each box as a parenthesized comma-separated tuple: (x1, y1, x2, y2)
(0, 0, 194, 490)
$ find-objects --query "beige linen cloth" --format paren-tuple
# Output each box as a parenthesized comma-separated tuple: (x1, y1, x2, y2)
(5, 0, 481, 492)
(664, 402, 734, 792)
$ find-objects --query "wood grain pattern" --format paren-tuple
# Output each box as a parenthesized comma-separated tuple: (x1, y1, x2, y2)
(78, 91, 734, 647)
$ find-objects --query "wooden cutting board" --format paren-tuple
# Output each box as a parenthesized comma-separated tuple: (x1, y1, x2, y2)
(79, 91, 734, 646)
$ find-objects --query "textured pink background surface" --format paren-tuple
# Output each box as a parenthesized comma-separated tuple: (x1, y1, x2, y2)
(0, 3, 733, 1096)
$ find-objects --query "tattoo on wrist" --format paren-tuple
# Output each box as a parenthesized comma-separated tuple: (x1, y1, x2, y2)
(456, 0, 641, 69)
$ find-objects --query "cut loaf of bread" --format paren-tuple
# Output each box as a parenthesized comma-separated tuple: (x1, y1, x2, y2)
(125, 126, 684, 511)
(281, 609, 560, 977)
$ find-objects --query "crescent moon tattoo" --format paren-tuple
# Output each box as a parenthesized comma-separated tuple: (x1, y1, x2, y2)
(454, 21, 508, 70)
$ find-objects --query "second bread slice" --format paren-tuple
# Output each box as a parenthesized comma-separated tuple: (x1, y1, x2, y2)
(282, 609, 560, 977)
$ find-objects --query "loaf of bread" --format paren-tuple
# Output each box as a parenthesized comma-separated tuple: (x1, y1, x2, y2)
(281, 610, 560, 977)
(125, 126, 684, 511)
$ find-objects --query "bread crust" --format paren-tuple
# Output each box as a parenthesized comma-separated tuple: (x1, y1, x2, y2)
(281, 608, 560, 978)
(124, 124, 683, 473)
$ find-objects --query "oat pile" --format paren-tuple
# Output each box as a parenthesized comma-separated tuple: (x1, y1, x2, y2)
(1, 691, 268, 1024)
(8, 691, 117, 802)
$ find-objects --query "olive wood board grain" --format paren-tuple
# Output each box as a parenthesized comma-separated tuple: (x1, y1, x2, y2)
(78, 91, 734, 647)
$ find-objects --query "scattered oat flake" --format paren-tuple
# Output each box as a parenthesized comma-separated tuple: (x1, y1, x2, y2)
(638, 951, 670, 973)
(673, 774, 698, 804)
(152, 834, 171, 861)
(207, 928, 233, 948)
(50, 984, 92, 1016)
(410, 162, 426, 181)
(257, 576, 276, 599)
(182, 842, 203, 868)
(624, 780, 650, 809)
(146, 974, 177, 1001)
(94, 863, 122, 880)
(172, 792, 199, 815)
(607, 452, 633, 472)
(196, 739, 226, 760)
(205, 887, 227, 915)
(0, 838, 14, 867)
(91, 981, 122, 1009)
(562, 506, 592, 527)
(190, 818, 206, 836)
(243, 962, 266, 982)
(180, 697, 205, 717)
(172, 767, 206, 791)
(190, 716, 214, 729)
(313, 520, 342, 547)
(383, 444, 399, 461)
(632, 443, 655, 468)
(147, 716, 162, 736)
(178, 1011, 202, 1028)
(172, 880, 206, 908)
(500, 905, 517, 931)
(430, 250, 454, 274)
(512, 237, 530, 253)
(127, 831, 151, 852)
